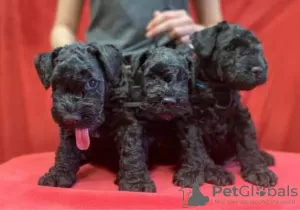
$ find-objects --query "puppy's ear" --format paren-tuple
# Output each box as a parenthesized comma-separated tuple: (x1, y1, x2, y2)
(87, 42, 122, 81)
(190, 27, 218, 58)
(191, 21, 229, 58)
(131, 50, 151, 72)
(34, 47, 62, 89)
(217, 21, 230, 30)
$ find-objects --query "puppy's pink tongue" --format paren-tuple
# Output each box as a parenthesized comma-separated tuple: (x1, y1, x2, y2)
(75, 129, 90, 150)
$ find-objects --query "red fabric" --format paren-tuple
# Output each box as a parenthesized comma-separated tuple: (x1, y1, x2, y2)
(0, 151, 299, 209)
(1, 0, 300, 209)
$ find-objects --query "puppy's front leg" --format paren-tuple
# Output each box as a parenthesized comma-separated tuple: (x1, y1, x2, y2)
(117, 121, 156, 193)
(234, 107, 277, 186)
(38, 129, 84, 188)
(173, 123, 234, 187)
(173, 122, 205, 187)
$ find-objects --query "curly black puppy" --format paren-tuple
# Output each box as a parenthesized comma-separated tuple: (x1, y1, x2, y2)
(34, 42, 122, 187)
(189, 21, 277, 187)
(109, 47, 202, 192)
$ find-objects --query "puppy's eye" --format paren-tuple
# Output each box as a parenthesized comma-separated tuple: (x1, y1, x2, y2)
(88, 79, 98, 88)
(164, 73, 173, 82)
(164, 76, 172, 82)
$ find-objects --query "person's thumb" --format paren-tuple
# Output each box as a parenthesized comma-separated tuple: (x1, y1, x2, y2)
(153, 10, 161, 17)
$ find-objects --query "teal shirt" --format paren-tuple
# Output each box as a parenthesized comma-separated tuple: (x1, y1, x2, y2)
(86, 0, 190, 56)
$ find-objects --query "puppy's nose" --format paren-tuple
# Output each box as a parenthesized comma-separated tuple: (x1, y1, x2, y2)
(251, 66, 263, 78)
(63, 115, 80, 125)
(161, 97, 177, 107)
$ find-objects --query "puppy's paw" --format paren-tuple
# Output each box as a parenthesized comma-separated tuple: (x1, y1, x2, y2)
(205, 166, 235, 186)
(173, 168, 204, 188)
(38, 171, 76, 188)
(118, 178, 156, 193)
(242, 168, 277, 187)
(260, 151, 275, 166)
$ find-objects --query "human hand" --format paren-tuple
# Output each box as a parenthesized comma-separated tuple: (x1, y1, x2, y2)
(146, 10, 204, 44)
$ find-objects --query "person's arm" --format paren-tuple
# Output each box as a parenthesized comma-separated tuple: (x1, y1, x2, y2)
(192, 0, 223, 27)
(50, 0, 84, 48)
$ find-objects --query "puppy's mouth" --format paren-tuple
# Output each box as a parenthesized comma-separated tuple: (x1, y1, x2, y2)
(75, 128, 90, 151)
(159, 112, 174, 121)
(60, 119, 92, 150)
(231, 75, 266, 90)
(144, 105, 190, 121)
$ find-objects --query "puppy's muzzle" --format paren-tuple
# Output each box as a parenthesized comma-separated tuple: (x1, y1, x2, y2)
(63, 115, 81, 126)
(161, 97, 177, 108)
(251, 66, 263, 79)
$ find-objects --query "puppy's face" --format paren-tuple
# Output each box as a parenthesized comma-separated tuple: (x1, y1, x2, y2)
(191, 21, 268, 90)
(34, 42, 122, 150)
(131, 47, 192, 120)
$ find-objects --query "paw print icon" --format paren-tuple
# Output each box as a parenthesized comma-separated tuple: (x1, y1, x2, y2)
(256, 187, 266, 197)
(187, 183, 209, 206)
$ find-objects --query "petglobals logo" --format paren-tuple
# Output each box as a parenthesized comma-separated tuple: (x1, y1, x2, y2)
(212, 185, 298, 197)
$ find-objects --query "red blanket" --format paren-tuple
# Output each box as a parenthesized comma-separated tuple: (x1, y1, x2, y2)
(0, 151, 299, 209)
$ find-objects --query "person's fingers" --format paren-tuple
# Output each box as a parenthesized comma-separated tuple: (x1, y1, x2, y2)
(179, 35, 191, 44)
(153, 10, 161, 17)
(169, 25, 195, 40)
(146, 15, 193, 38)
(146, 10, 186, 30)
(169, 24, 204, 40)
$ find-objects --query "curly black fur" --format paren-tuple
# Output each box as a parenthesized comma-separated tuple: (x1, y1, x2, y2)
(187, 21, 277, 187)
(108, 47, 203, 192)
(34, 42, 122, 187)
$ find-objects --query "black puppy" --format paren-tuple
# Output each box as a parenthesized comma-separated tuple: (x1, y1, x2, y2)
(109, 47, 203, 192)
(188, 21, 277, 187)
(34, 42, 122, 187)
